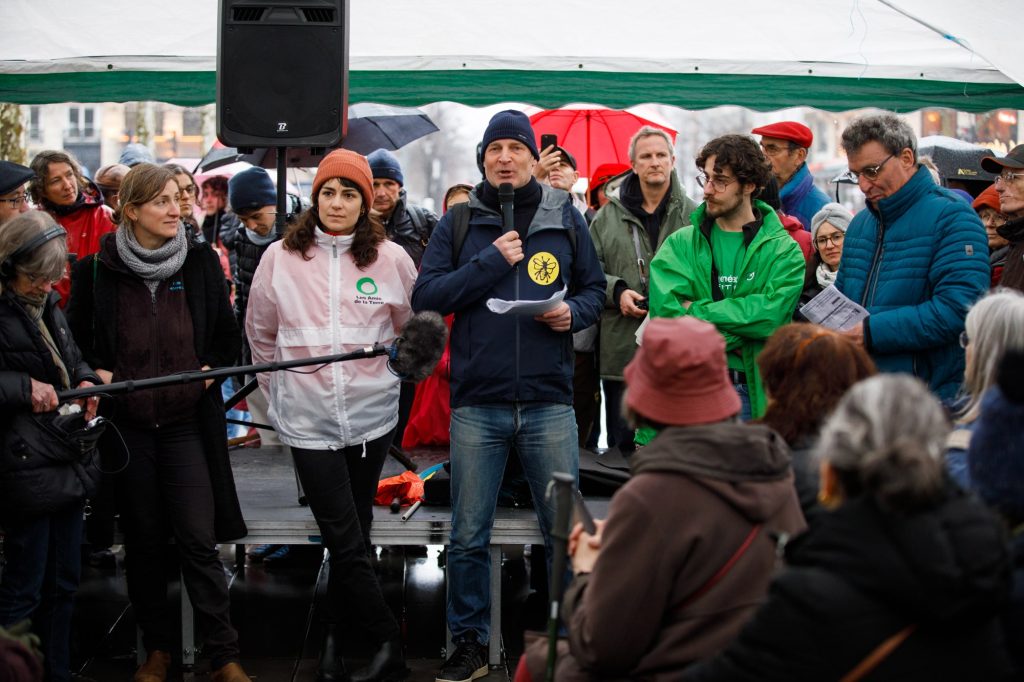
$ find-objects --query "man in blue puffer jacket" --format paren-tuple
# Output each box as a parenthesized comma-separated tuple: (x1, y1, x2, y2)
(836, 113, 988, 402)
(413, 109, 605, 682)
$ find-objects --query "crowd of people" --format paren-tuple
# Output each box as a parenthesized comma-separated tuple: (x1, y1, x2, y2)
(0, 106, 1022, 682)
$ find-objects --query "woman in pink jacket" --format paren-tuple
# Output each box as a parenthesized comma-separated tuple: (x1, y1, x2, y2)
(246, 150, 416, 682)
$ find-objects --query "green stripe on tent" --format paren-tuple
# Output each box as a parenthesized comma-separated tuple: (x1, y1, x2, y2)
(2, 69, 1023, 112)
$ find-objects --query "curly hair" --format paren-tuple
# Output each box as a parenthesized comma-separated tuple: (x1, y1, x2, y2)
(756, 323, 877, 445)
(283, 178, 385, 268)
(28, 150, 88, 206)
(695, 134, 772, 194)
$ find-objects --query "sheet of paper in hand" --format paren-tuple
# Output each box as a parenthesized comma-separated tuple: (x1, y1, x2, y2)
(799, 284, 869, 331)
(486, 286, 566, 316)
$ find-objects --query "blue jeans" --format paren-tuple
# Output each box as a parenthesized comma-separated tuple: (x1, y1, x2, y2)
(734, 382, 752, 422)
(447, 402, 578, 645)
(0, 503, 84, 682)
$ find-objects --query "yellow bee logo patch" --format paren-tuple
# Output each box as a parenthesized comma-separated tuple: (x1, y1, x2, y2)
(528, 251, 560, 285)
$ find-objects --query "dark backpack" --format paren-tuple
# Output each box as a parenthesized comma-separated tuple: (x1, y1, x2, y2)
(406, 204, 434, 245)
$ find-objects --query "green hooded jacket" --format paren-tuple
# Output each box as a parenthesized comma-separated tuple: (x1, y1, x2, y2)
(590, 170, 698, 380)
(647, 199, 805, 421)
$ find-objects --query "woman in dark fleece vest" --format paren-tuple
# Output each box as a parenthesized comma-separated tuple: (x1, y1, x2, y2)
(66, 164, 249, 682)
(684, 375, 1014, 682)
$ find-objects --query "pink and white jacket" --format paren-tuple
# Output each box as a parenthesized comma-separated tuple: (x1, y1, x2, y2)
(246, 228, 417, 449)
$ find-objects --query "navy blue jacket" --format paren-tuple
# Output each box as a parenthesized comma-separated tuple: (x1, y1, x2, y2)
(412, 184, 605, 408)
(836, 166, 989, 401)
(780, 163, 830, 231)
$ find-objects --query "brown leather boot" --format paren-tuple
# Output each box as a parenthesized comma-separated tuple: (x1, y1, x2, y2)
(132, 650, 171, 682)
(211, 661, 252, 682)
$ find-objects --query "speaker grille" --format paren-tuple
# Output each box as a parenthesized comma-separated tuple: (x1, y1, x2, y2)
(302, 8, 335, 22)
(232, 7, 265, 21)
(219, 0, 348, 147)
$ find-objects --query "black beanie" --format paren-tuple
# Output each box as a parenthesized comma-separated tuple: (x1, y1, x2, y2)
(481, 110, 539, 160)
(228, 167, 277, 212)
(367, 149, 404, 186)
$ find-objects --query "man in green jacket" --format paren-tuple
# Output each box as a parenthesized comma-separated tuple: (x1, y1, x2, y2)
(649, 134, 804, 421)
(590, 126, 698, 451)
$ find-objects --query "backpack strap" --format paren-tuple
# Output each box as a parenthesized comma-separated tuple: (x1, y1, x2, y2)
(449, 200, 577, 265)
(407, 205, 429, 245)
(449, 202, 473, 263)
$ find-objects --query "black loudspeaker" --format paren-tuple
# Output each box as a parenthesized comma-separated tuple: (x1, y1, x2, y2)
(217, 0, 349, 148)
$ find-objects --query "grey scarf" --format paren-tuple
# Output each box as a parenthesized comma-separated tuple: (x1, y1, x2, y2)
(116, 223, 189, 297)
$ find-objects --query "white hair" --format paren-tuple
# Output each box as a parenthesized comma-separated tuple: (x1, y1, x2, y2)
(960, 289, 1024, 422)
(816, 375, 948, 511)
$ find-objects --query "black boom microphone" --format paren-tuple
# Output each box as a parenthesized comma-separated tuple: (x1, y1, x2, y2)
(56, 312, 449, 401)
(498, 182, 515, 234)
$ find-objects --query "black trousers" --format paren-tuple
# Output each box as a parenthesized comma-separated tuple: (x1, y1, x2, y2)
(116, 418, 239, 669)
(573, 350, 600, 448)
(291, 429, 400, 645)
(392, 381, 416, 450)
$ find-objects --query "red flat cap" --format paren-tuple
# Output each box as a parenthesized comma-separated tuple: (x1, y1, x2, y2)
(751, 121, 813, 148)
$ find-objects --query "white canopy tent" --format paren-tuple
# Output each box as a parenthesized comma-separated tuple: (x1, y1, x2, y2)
(0, 0, 1021, 112)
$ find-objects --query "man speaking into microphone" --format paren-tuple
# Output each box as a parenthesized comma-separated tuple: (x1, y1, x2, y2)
(413, 110, 605, 681)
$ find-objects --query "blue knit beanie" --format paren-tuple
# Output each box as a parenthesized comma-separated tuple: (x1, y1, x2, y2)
(367, 149, 404, 186)
(228, 167, 277, 212)
(481, 110, 539, 160)
(119, 143, 154, 168)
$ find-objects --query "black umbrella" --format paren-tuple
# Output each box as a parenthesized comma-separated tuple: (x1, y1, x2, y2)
(194, 102, 439, 174)
(917, 135, 997, 184)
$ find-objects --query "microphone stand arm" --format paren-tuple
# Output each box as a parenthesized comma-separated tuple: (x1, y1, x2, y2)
(56, 343, 390, 401)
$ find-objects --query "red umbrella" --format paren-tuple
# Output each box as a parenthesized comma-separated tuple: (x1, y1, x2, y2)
(529, 107, 677, 179)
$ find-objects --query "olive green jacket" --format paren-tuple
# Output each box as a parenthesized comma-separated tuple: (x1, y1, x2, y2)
(590, 170, 698, 380)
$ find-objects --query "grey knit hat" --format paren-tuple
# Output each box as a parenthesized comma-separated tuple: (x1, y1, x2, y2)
(810, 203, 853, 244)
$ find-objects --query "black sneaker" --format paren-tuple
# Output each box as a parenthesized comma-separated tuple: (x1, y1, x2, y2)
(436, 641, 488, 682)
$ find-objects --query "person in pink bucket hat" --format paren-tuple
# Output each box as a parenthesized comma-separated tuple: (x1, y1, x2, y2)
(520, 316, 806, 681)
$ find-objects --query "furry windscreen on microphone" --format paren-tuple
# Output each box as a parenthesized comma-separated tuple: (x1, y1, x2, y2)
(389, 311, 448, 382)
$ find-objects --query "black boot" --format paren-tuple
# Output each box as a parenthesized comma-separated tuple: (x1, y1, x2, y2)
(349, 638, 407, 682)
(316, 624, 347, 682)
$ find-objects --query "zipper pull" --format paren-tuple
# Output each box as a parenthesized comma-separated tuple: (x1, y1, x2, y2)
(332, 236, 337, 258)
(361, 440, 367, 458)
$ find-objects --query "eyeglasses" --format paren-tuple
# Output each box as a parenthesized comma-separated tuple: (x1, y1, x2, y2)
(994, 171, 1024, 185)
(760, 143, 796, 157)
(176, 185, 197, 201)
(814, 233, 845, 249)
(696, 173, 738, 193)
(842, 154, 895, 183)
(0, 192, 29, 208)
(959, 330, 970, 349)
(21, 271, 60, 287)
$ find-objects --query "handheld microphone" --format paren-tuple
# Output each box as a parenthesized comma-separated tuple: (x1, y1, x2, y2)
(388, 311, 449, 382)
(498, 182, 515, 235)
